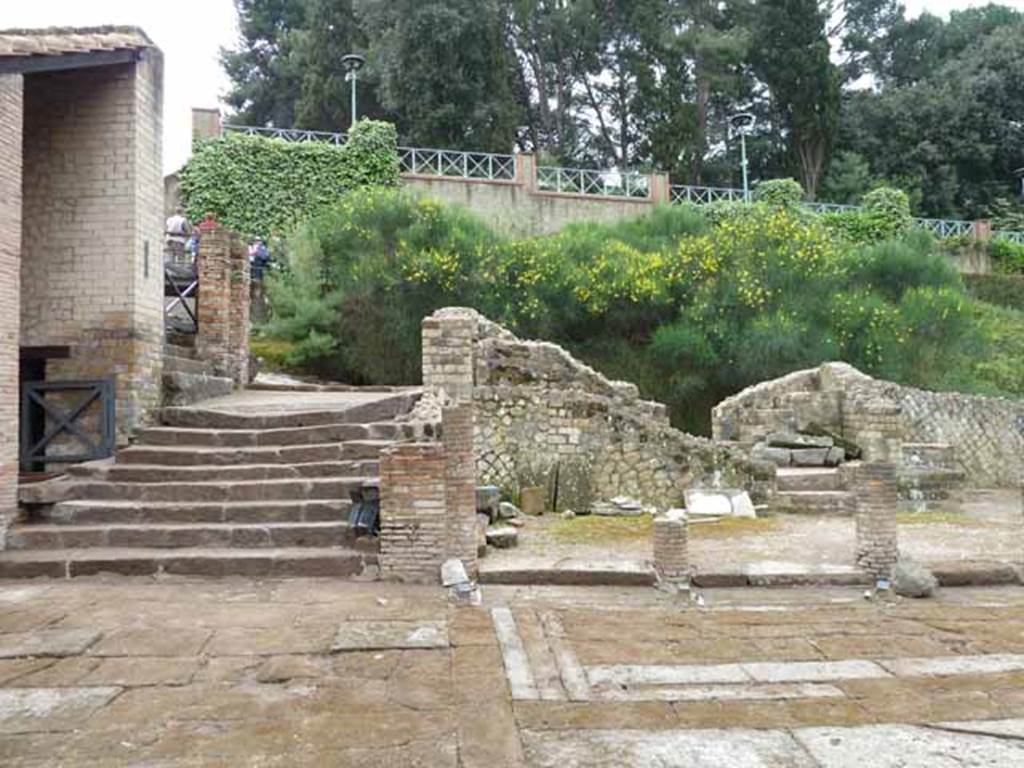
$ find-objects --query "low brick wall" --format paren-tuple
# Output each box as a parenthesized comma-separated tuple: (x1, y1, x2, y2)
(422, 308, 774, 511)
(713, 362, 1024, 488)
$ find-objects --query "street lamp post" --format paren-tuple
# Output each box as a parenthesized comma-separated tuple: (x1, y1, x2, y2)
(341, 54, 366, 128)
(729, 112, 756, 202)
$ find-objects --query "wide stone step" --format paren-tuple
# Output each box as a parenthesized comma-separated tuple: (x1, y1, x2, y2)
(774, 490, 855, 516)
(162, 354, 212, 376)
(162, 371, 234, 407)
(117, 440, 396, 466)
(160, 391, 420, 430)
(6, 521, 359, 550)
(68, 477, 376, 503)
(71, 460, 379, 483)
(45, 499, 351, 525)
(776, 468, 842, 492)
(134, 421, 418, 448)
(0, 547, 377, 579)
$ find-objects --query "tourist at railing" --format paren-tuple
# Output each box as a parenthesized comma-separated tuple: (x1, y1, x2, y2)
(165, 207, 192, 265)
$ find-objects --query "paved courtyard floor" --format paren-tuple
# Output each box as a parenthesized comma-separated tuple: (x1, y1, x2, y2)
(2, 577, 1024, 766)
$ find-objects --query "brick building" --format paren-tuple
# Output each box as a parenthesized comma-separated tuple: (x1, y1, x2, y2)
(0, 28, 164, 541)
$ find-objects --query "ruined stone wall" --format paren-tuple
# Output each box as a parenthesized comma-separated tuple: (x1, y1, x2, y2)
(422, 308, 774, 510)
(713, 362, 1024, 487)
(20, 58, 164, 439)
(0, 74, 23, 546)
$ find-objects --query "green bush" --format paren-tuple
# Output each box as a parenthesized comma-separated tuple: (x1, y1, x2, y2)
(963, 273, 1024, 311)
(257, 189, 1011, 434)
(988, 237, 1024, 274)
(178, 120, 400, 238)
(754, 178, 804, 206)
(821, 185, 914, 244)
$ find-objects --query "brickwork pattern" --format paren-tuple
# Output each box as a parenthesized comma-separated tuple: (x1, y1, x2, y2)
(378, 443, 448, 583)
(0, 74, 23, 546)
(20, 58, 164, 439)
(854, 461, 899, 579)
(421, 308, 774, 512)
(653, 513, 688, 580)
(713, 361, 1024, 488)
(422, 310, 476, 405)
(196, 226, 250, 384)
(442, 404, 477, 575)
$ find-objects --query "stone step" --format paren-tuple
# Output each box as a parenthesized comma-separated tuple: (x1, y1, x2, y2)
(774, 490, 855, 516)
(134, 421, 419, 448)
(0, 547, 378, 579)
(159, 391, 420, 430)
(6, 521, 359, 550)
(45, 499, 351, 525)
(164, 342, 197, 359)
(117, 440, 396, 466)
(67, 477, 376, 503)
(776, 468, 842, 492)
(69, 460, 380, 483)
(162, 371, 234, 407)
(162, 354, 212, 376)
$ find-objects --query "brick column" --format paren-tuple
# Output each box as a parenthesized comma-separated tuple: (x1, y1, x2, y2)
(653, 511, 688, 582)
(515, 152, 538, 193)
(0, 74, 23, 547)
(422, 310, 476, 404)
(197, 225, 248, 382)
(227, 236, 251, 384)
(854, 461, 899, 580)
(443, 404, 478, 575)
(191, 107, 222, 142)
(650, 172, 671, 205)
(378, 443, 448, 583)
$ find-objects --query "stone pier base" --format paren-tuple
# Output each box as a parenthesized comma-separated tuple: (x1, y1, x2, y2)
(653, 511, 688, 582)
(854, 462, 899, 580)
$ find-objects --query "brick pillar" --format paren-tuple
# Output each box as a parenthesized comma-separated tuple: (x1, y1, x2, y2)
(196, 225, 246, 381)
(516, 152, 538, 193)
(650, 172, 671, 205)
(443, 404, 478, 575)
(421, 310, 476, 404)
(973, 219, 992, 241)
(191, 107, 222, 142)
(653, 511, 688, 581)
(854, 461, 899, 580)
(227, 236, 251, 384)
(0, 74, 23, 547)
(378, 443, 448, 583)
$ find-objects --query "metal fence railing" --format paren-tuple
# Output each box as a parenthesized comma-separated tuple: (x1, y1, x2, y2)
(802, 201, 860, 214)
(670, 185, 747, 205)
(994, 230, 1024, 244)
(913, 218, 976, 239)
(538, 166, 651, 198)
(224, 124, 349, 145)
(398, 147, 516, 180)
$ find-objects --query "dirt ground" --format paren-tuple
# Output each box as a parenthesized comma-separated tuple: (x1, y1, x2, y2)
(486, 489, 1022, 573)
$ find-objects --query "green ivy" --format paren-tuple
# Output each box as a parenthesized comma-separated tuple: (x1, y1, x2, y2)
(178, 120, 400, 238)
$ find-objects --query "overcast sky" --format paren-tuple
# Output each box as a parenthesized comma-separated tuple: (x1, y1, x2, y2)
(6, 0, 1024, 174)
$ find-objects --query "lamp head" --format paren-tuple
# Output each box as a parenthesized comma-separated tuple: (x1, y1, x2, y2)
(341, 54, 366, 73)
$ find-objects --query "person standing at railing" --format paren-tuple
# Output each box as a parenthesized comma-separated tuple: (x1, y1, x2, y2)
(165, 207, 192, 265)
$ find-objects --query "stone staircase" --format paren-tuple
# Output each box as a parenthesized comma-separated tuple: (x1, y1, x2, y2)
(774, 467, 855, 516)
(162, 340, 234, 407)
(2, 387, 425, 578)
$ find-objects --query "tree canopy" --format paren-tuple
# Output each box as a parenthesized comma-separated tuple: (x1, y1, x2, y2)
(221, 0, 1024, 218)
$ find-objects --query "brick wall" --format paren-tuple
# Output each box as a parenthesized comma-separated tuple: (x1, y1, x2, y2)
(196, 225, 250, 384)
(422, 307, 774, 512)
(20, 55, 164, 439)
(0, 74, 23, 546)
(713, 361, 1024, 487)
(378, 443, 448, 583)
(854, 462, 899, 579)
(442, 404, 478, 575)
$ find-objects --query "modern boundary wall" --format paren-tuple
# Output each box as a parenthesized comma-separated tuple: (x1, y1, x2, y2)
(403, 154, 670, 237)
(20, 56, 165, 440)
(421, 307, 775, 511)
(712, 361, 1024, 488)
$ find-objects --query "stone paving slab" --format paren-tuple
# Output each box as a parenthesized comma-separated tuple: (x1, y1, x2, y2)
(0, 687, 121, 734)
(0, 629, 100, 659)
(331, 620, 449, 651)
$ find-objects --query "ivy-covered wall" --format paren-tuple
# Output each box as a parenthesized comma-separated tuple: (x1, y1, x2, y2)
(178, 120, 400, 238)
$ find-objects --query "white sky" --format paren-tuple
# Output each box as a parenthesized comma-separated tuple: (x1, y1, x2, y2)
(5, 0, 1024, 174)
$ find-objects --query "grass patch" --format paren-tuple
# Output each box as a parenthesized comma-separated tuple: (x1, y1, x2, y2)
(545, 513, 779, 545)
(250, 337, 300, 371)
(896, 510, 979, 526)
